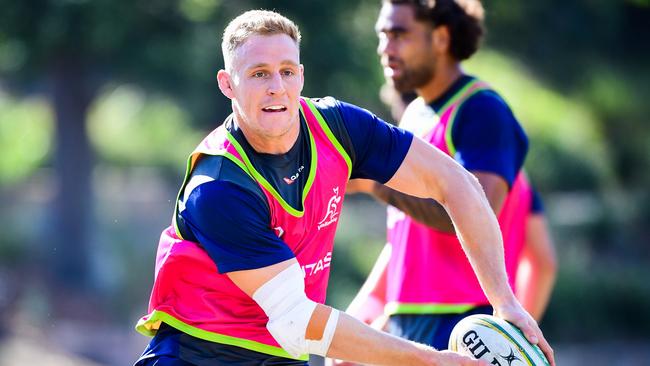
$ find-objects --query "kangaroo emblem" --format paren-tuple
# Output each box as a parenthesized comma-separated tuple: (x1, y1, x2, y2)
(317, 187, 342, 230)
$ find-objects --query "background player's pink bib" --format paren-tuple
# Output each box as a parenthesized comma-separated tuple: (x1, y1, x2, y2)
(385, 80, 533, 314)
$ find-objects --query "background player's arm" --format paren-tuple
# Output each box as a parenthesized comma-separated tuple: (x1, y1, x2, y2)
(347, 172, 508, 233)
(227, 258, 485, 366)
(384, 136, 554, 365)
(344, 244, 390, 327)
(515, 212, 558, 321)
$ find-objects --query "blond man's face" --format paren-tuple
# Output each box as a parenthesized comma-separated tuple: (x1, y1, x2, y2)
(218, 34, 304, 142)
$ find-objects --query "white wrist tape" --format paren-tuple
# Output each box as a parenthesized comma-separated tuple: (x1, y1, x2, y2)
(252, 263, 338, 358)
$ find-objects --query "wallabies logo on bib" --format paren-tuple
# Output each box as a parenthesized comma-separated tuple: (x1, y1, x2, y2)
(318, 186, 341, 230)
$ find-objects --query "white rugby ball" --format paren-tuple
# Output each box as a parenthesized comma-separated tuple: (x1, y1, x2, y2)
(448, 314, 549, 366)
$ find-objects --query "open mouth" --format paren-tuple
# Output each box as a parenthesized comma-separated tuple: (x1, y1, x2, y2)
(262, 105, 287, 112)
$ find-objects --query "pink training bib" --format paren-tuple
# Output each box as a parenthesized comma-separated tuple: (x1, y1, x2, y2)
(385, 80, 533, 315)
(136, 97, 351, 360)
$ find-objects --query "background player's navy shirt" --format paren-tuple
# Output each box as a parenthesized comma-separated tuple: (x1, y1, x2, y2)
(531, 188, 544, 214)
(179, 97, 413, 274)
(429, 75, 528, 187)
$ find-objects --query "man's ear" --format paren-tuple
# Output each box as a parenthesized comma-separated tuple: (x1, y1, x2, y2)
(217, 69, 235, 99)
(432, 25, 450, 54)
(298, 64, 305, 93)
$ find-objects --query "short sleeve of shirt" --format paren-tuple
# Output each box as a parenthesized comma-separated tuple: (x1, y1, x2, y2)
(318, 98, 413, 183)
(530, 188, 544, 214)
(451, 92, 528, 187)
(181, 180, 295, 273)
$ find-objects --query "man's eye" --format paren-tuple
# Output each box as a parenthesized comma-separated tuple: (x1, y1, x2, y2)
(384, 30, 405, 41)
(282, 70, 294, 76)
(253, 71, 266, 78)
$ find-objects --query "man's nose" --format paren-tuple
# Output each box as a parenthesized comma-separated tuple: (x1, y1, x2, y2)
(377, 37, 394, 57)
(267, 72, 286, 95)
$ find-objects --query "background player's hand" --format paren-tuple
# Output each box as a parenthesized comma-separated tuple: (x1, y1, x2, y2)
(493, 302, 555, 366)
(345, 179, 375, 194)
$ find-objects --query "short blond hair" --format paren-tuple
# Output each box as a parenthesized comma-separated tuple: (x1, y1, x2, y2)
(221, 10, 302, 71)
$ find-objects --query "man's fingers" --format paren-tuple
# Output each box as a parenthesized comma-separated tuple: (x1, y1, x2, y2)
(521, 317, 556, 366)
(523, 318, 539, 344)
(515, 313, 541, 345)
(509, 313, 537, 345)
(494, 305, 555, 366)
(536, 333, 556, 366)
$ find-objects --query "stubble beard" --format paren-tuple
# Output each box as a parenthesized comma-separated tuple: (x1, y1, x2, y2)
(392, 66, 435, 93)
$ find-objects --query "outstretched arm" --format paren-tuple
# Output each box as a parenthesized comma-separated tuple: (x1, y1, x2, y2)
(227, 258, 484, 366)
(384, 136, 555, 365)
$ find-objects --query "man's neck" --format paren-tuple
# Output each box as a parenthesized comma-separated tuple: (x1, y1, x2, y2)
(416, 62, 463, 104)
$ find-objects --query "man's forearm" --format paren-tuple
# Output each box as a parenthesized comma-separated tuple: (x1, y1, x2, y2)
(327, 312, 475, 366)
(384, 137, 515, 307)
(371, 183, 455, 233)
(516, 214, 558, 321)
(439, 170, 516, 308)
(327, 313, 426, 365)
(515, 254, 556, 322)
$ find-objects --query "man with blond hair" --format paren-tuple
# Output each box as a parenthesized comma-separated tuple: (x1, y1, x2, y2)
(134, 9, 554, 366)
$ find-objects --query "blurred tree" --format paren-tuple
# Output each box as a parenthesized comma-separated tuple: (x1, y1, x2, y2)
(485, 0, 650, 266)
(0, 95, 53, 185)
(486, 0, 650, 190)
(0, 0, 230, 308)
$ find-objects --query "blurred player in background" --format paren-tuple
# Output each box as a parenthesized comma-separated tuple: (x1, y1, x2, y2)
(338, 0, 557, 358)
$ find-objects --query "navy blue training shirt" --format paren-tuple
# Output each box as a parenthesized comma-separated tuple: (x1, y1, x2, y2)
(530, 188, 544, 214)
(178, 97, 413, 274)
(429, 75, 528, 187)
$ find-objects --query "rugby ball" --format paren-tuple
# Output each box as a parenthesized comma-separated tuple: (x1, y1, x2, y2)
(449, 314, 549, 366)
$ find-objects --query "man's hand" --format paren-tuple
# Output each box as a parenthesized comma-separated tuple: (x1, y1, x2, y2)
(346, 179, 376, 195)
(493, 302, 555, 366)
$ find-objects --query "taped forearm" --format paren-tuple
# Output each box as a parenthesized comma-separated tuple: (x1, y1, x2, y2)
(372, 183, 455, 233)
(252, 263, 339, 358)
